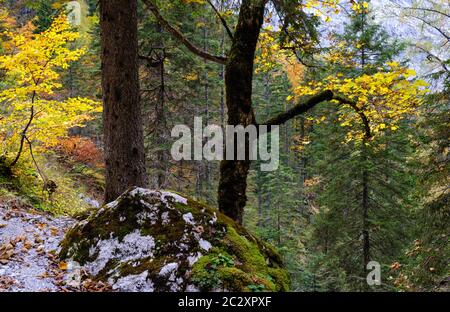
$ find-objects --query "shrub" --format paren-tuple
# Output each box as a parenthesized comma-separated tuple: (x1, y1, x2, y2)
(56, 136, 104, 168)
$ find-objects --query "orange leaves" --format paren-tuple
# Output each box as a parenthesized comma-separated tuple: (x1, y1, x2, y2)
(56, 137, 104, 168)
(284, 59, 305, 89)
(0, 236, 28, 264)
(0, 242, 15, 265)
(390, 262, 401, 270)
(58, 261, 68, 271)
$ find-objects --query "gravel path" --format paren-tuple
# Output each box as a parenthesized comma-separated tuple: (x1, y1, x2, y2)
(0, 200, 74, 292)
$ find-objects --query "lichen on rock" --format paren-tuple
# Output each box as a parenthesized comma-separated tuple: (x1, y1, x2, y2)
(59, 187, 290, 292)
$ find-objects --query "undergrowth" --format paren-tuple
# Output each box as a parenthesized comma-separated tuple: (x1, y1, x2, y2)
(0, 152, 102, 216)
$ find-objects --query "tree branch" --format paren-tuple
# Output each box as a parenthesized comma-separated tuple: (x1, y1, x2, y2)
(333, 95, 372, 139)
(279, 45, 322, 68)
(205, 0, 234, 40)
(142, 0, 227, 65)
(24, 135, 46, 184)
(405, 14, 450, 41)
(138, 54, 164, 67)
(9, 92, 36, 168)
(263, 90, 334, 126)
(262, 90, 372, 139)
(402, 6, 450, 19)
(413, 44, 449, 73)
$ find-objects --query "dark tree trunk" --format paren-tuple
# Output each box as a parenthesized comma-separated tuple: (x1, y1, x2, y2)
(203, 24, 211, 190)
(155, 45, 167, 188)
(257, 183, 263, 227)
(362, 142, 370, 269)
(100, 0, 148, 203)
(362, 168, 370, 268)
(220, 34, 225, 130)
(360, 15, 370, 270)
(219, 0, 226, 130)
(218, 0, 266, 223)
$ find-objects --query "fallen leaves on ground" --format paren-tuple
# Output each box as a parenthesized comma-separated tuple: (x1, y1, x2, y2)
(0, 276, 18, 291)
(0, 242, 15, 264)
(0, 200, 113, 292)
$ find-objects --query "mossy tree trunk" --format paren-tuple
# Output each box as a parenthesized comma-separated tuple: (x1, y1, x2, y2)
(100, 0, 148, 203)
(144, 0, 335, 223)
(218, 0, 266, 224)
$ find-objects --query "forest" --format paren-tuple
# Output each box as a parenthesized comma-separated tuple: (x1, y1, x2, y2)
(0, 0, 448, 293)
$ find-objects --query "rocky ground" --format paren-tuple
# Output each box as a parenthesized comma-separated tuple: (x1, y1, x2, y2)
(0, 189, 289, 292)
(59, 188, 289, 292)
(0, 199, 109, 292)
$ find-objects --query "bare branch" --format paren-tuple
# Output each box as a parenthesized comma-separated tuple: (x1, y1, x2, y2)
(9, 92, 36, 168)
(142, 0, 227, 65)
(413, 45, 449, 73)
(402, 6, 450, 19)
(405, 13, 450, 41)
(205, 0, 234, 40)
(24, 136, 46, 184)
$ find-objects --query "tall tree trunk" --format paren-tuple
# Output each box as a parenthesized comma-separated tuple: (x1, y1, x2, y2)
(256, 182, 263, 227)
(218, 0, 266, 223)
(362, 169, 370, 268)
(203, 22, 211, 191)
(219, 34, 225, 130)
(100, 0, 147, 203)
(155, 45, 167, 188)
(362, 140, 370, 269)
(219, 0, 226, 130)
(360, 10, 370, 270)
(256, 73, 271, 226)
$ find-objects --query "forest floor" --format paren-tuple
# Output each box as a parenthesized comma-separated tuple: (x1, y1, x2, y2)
(0, 151, 115, 291)
(0, 197, 114, 292)
(0, 198, 74, 291)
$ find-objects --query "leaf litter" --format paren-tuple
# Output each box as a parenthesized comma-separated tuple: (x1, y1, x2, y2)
(0, 199, 111, 292)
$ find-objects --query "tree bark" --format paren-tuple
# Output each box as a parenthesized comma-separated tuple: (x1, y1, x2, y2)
(155, 44, 167, 188)
(100, 0, 148, 203)
(203, 24, 211, 190)
(361, 131, 371, 269)
(143, 0, 366, 224)
(362, 164, 370, 268)
(360, 15, 370, 269)
(218, 0, 266, 224)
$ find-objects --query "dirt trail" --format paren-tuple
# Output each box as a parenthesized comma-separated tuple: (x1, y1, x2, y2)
(0, 199, 75, 291)
(0, 201, 74, 292)
(0, 196, 117, 292)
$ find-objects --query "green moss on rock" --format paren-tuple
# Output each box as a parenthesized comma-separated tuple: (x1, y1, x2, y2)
(59, 187, 290, 292)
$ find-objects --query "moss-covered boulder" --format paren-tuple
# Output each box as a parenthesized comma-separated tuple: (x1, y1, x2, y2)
(59, 187, 290, 292)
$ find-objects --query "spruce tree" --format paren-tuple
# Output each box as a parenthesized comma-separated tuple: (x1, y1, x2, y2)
(305, 2, 417, 290)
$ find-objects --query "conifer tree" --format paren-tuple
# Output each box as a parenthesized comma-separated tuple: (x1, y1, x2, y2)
(304, 2, 419, 289)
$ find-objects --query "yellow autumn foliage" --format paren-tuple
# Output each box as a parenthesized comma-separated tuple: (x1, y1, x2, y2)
(0, 14, 101, 158)
(291, 62, 429, 141)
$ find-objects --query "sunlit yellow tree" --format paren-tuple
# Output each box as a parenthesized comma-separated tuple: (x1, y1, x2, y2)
(291, 61, 429, 142)
(282, 0, 429, 143)
(0, 14, 100, 172)
(256, 2, 429, 144)
(284, 1, 431, 276)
